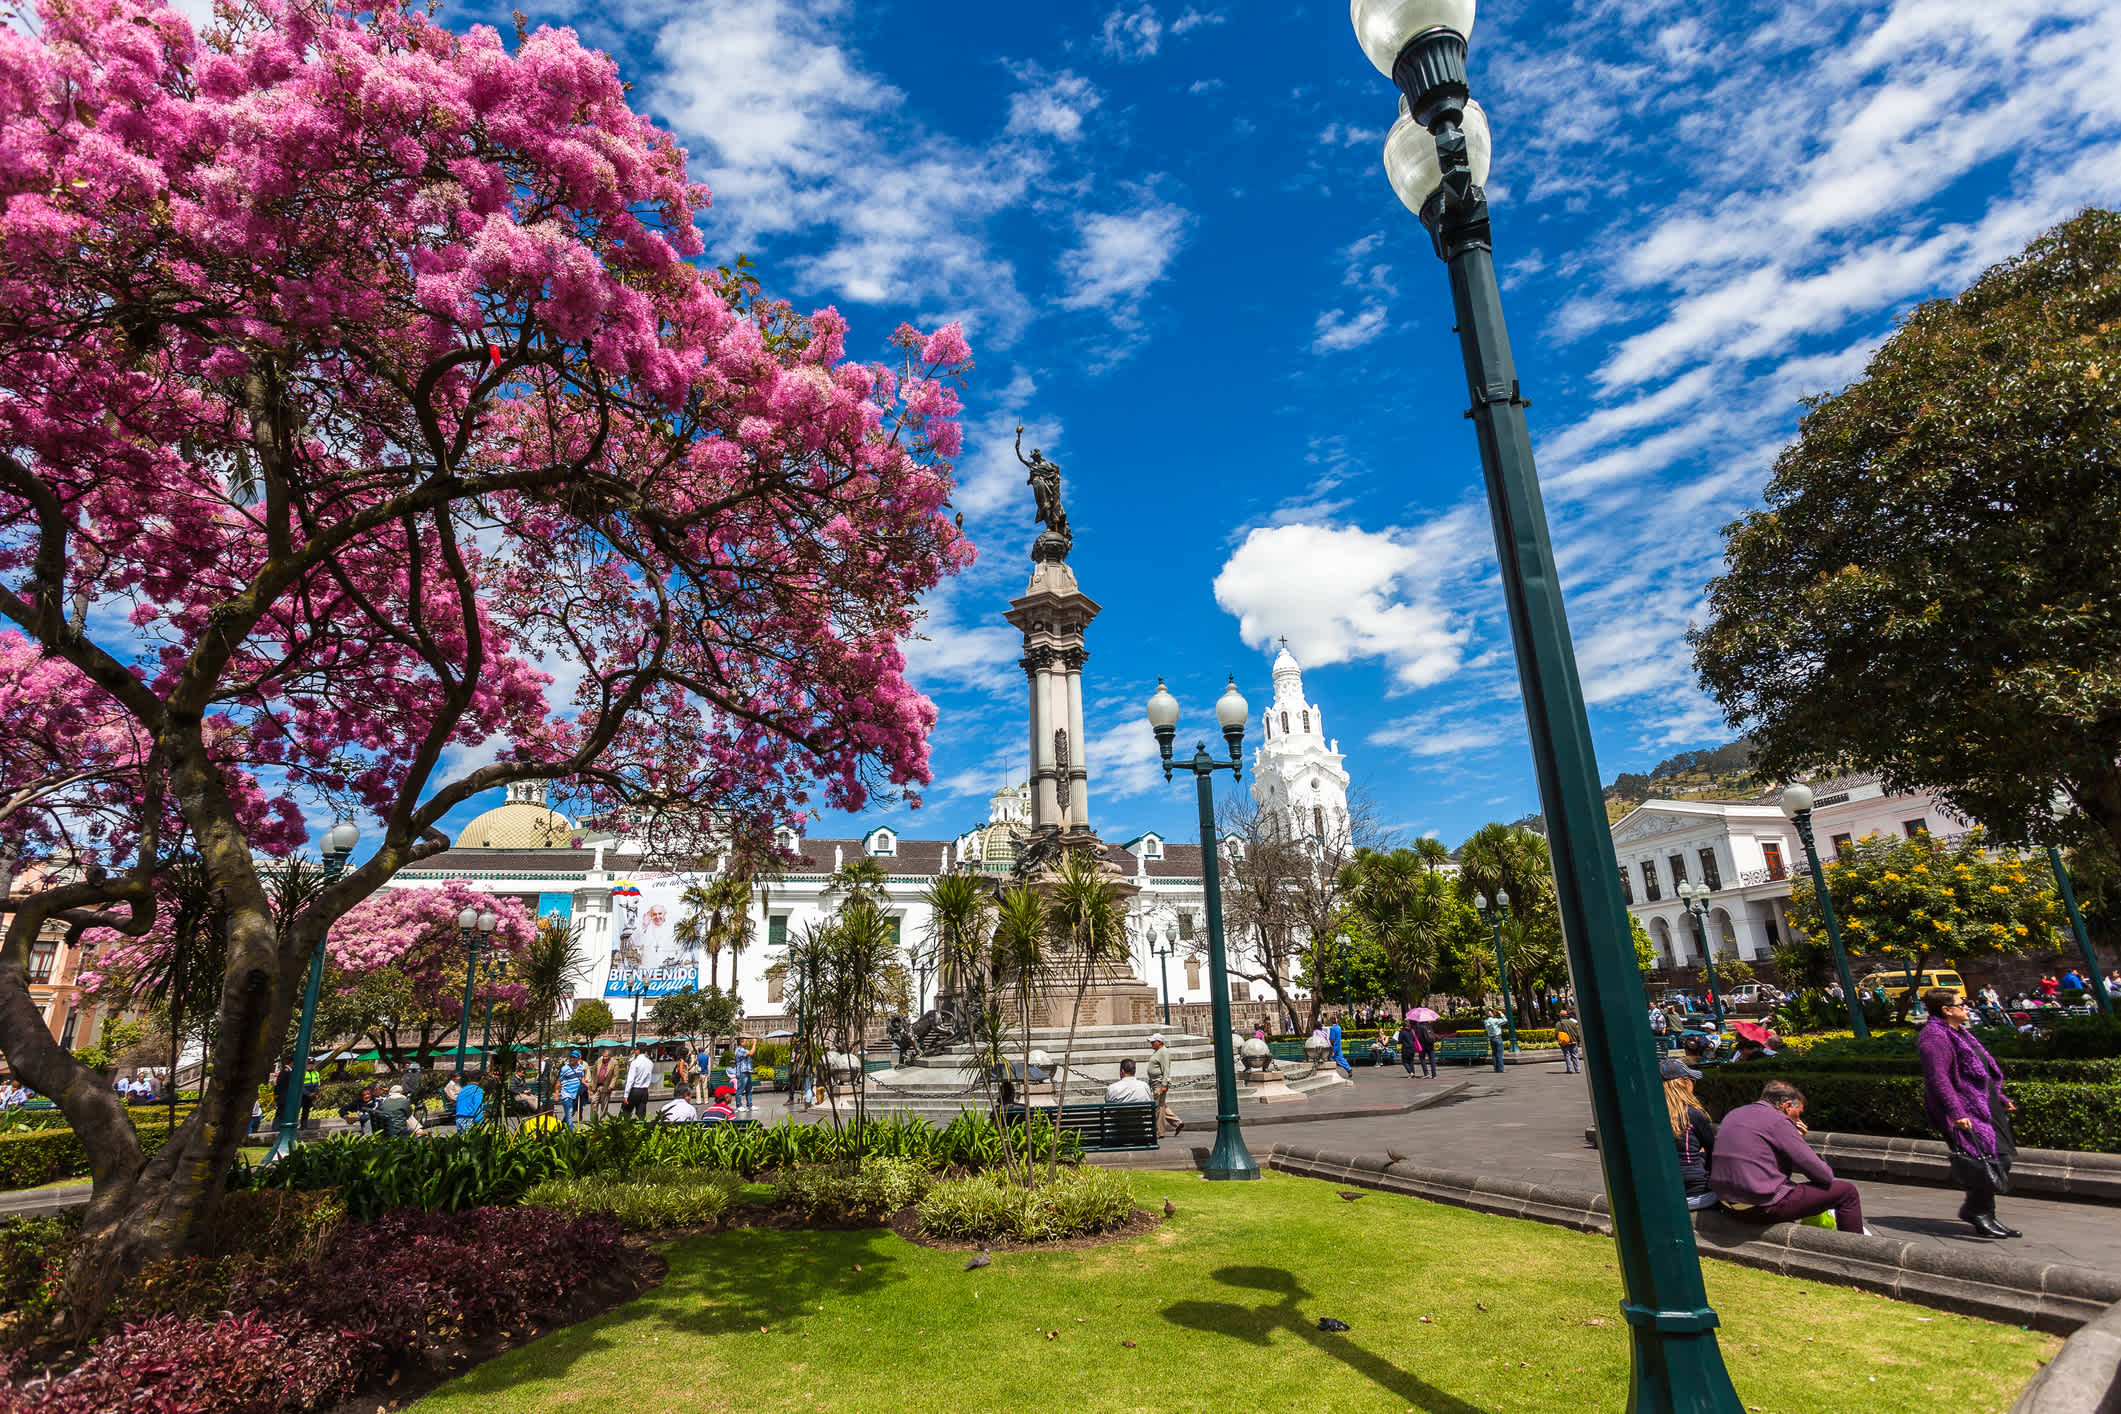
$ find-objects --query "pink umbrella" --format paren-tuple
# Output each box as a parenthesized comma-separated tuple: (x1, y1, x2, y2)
(1406, 1007, 1439, 1022)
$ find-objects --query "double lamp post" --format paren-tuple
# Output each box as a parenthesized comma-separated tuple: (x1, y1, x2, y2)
(1472, 889, 1517, 1051)
(267, 820, 361, 1162)
(1144, 675, 1258, 1182)
(453, 904, 500, 1079)
(1346, 0, 1745, 1405)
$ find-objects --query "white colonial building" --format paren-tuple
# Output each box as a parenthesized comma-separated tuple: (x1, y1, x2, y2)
(372, 652, 1357, 1034)
(1612, 773, 1977, 969)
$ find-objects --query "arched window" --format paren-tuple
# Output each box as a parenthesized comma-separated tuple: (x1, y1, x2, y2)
(1313, 805, 1325, 837)
(1302, 710, 1310, 733)
(1280, 711, 1290, 733)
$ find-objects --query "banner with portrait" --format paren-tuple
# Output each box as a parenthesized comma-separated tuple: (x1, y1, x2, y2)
(601, 876, 701, 999)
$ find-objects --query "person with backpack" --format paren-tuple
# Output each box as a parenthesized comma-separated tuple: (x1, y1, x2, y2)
(1556, 1008, 1584, 1074)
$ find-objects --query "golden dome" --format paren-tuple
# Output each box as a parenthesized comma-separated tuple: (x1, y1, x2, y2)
(458, 783, 576, 849)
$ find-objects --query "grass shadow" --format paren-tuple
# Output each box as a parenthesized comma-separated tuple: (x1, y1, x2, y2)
(1161, 1264, 1492, 1414)
(429, 1221, 916, 1398)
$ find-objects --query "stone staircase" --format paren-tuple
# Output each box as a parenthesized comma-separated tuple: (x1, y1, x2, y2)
(844, 1024, 1348, 1122)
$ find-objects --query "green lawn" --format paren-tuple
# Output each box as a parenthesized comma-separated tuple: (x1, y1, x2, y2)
(413, 1171, 2056, 1414)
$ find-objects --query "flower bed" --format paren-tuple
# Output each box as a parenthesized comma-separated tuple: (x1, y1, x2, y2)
(0, 1198, 638, 1414)
(915, 1166, 1135, 1243)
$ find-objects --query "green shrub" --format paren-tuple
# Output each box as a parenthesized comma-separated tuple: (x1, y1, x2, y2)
(774, 1157, 930, 1224)
(916, 1166, 1135, 1243)
(521, 1165, 743, 1231)
(0, 1211, 80, 1341)
(0, 1113, 188, 1189)
(1692, 1068, 2121, 1153)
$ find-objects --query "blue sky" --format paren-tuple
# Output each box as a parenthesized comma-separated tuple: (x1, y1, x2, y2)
(408, 0, 2121, 854)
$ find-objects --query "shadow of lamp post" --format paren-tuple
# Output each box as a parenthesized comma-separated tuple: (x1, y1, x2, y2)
(1146, 674, 1258, 1181)
(1345, 0, 1744, 1404)
(266, 820, 360, 1162)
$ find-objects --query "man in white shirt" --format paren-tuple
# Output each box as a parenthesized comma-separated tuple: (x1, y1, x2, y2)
(1104, 1057, 1154, 1105)
(659, 1093, 699, 1123)
(624, 1044, 656, 1119)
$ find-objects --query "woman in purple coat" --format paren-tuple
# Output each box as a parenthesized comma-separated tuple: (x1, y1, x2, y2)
(1917, 987, 2019, 1239)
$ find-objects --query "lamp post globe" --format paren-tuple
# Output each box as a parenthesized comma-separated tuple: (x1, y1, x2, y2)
(1778, 784, 1867, 1037)
(1345, 0, 1742, 1402)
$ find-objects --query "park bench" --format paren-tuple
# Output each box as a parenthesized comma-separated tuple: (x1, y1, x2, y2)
(1006, 1101, 1159, 1152)
(1436, 1037, 1494, 1065)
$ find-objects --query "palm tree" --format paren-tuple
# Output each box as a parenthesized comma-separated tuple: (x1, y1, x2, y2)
(518, 916, 588, 1096)
(1043, 851, 1131, 1180)
(1412, 835, 1452, 873)
(989, 885, 1051, 1180)
(674, 874, 753, 992)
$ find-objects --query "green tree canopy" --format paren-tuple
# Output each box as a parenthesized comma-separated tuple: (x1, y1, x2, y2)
(1693, 210, 2121, 857)
(1784, 829, 2062, 986)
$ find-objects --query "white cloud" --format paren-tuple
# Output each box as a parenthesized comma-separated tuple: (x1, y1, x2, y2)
(1212, 511, 1491, 692)
(1171, 8, 1226, 34)
(1057, 201, 1193, 310)
(1311, 303, 1389, 353)
(1006, 69, 1101, 142)
(642, 0, 1043, 336)
(1097, 4, 1163, 61)
(1369, 718, 1510, 758)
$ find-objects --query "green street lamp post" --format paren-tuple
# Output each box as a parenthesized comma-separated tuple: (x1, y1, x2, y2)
(452, 904, 499, 1080)
(1146, 674, 1259, 1181)
(1674, 884, 1726, 1031)
(1779, 786, 1869, 1039)
(2046, 847, 2114, 1018)
(1472, 891, 1518, 1051)
(1348, 0, 1743, 1405)
(267, 820, 361, 1162)
(1151, 933, 1177, 1028)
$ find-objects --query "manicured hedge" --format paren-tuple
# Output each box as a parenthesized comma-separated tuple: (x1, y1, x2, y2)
(1692, 1068, 2121, 1154)
(0, 1113, 190, 1190)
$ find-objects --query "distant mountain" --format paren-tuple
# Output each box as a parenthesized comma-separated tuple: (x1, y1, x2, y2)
(1602, 739, 1760, 823)
(1509, 739, 1761, 835)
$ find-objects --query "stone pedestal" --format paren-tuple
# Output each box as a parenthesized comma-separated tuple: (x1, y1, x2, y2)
(1004, 557, 1100, 837)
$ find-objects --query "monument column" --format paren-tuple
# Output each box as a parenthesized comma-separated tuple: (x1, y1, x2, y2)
(1023, 645, 1062, 825)
(1063, 646, 1091, 831)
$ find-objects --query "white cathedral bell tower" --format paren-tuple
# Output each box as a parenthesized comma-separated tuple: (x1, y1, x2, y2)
(1250, 641, 1351, 848)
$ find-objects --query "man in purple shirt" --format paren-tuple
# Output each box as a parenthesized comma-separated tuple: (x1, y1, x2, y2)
(1710, 1080, 1869, 1235)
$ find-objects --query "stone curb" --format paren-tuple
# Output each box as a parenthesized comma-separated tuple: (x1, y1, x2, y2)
(1170, 1079, 1473, 1127)
(2013, 1296, 2121, 1413)
(1269, 1143, 2121, 1335)
(1583, 1126, 2121, 1205)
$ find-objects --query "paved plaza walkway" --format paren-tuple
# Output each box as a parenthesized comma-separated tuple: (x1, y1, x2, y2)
(1112, 1057, 2121, 1281)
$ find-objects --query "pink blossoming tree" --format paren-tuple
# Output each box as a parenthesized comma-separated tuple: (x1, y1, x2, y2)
(0, 0, 972, 1308)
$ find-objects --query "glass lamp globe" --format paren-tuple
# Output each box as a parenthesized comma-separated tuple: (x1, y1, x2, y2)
(1495, 888, 1510, 908)
(1350, 0, 1478, 77)
(457, 906, 481, 931)
(1779, 783, 1814, 819)
(1474, 892, 1489, 911)
(1145, 678, 1180, 730)
(1214, 676, 1249, 730)
(1383, 97, 1491, 214)
(478, 909, 498, 934)
(326, 821, 360, 854)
